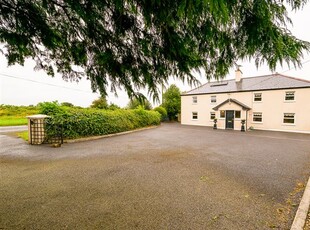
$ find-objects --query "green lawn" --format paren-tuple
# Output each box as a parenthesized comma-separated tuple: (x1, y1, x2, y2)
(0, 116, 28, 126)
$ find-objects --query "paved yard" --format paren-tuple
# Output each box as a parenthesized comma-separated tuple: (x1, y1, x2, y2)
(0, 123, 309, 229)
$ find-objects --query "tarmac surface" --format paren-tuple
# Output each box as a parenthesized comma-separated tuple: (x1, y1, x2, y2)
(0, 123, 309, 229)
(0, 125, 27, 133)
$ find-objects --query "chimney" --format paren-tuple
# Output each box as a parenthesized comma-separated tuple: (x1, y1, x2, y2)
(235, 66, 243, 82)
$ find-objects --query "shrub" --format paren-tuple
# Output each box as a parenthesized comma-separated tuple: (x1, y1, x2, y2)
(45, 108, 161, 139)
(61, 102, 75, 107)
(90, 97, 108, 109)
(37, 101, 66, 116)
(126, 98, 152, 110)
(108, 103, 121, 110)
(153, 106, 167, 121)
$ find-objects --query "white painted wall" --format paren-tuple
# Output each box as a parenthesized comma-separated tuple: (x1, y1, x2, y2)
(181, 88, 310, 133)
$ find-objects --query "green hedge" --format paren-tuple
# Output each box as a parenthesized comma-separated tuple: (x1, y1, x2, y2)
(46, 108, 161, 139)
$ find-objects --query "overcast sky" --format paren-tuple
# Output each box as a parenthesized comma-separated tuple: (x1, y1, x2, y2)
(1, 4, 310, 108)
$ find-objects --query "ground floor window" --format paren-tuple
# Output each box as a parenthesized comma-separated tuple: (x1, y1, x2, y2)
(210, 112, 215, 120)
(235, 110, 241, 119)
(253, 112, 262, 122)
(283, 113, 295, 124)
(192, 112, 198, 120)
(220, 110, 225, 118)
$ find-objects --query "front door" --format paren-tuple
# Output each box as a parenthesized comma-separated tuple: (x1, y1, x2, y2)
(226, 110, 234, 129)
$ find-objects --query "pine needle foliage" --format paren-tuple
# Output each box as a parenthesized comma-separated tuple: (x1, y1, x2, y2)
(0, 0, 309, 100)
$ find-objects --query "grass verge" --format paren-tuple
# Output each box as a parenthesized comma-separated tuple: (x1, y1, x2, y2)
(17, 131, 28, 141)
(0, 117, 28, 126)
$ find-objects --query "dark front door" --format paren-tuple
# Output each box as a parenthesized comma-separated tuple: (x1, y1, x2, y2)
(226, 110, 234, 129)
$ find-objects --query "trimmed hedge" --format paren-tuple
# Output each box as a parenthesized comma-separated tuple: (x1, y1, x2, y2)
(153, 106, 167, 121)
(46, 108, 161, 139)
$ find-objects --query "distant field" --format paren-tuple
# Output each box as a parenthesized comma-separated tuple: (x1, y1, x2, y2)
(0, 116, 28, 126)
(0, 105, 38, 126)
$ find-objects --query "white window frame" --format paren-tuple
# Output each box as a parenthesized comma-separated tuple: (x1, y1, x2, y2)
(283, 113, 295, 125)
(254, 93, 262, 102)
(210, 112, 215, 120)
(253, 112, 262, 123)
(285, 91, 295, 102)
(192, 96, 197, 104)
(192, 112, 198, 120)
(211, 95, 217, 104)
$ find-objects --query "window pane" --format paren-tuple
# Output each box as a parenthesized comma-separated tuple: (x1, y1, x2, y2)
(285, 92, 295, 100)
(253, 112, 262, 122)
(192, 96, 197, 103)
(211, 96, 216, 103)
(254, 93, 262, 101)
(235, 111, 241, 118)
(192, 112, 198, 119)
(210, 112, 215, 120)
(220, 110, 225, 118)
(283, 113, 295, 124)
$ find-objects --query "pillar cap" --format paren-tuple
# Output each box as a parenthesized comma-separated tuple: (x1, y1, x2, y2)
(26, 114, 50, 119)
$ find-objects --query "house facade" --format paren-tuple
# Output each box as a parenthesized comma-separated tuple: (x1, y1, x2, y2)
(181, 70, 310, 133)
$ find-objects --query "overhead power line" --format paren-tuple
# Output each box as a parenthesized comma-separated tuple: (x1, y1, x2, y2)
(0, 73, 94, 93)
(281, 59, 310, 73)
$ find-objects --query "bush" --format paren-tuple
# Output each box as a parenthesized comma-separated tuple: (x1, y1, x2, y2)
(37, 101, 66, 116)
(61, 102, 75, 107)
(153, 106, 167, 121)
(126, 98, 152, 110)
(45, 108, 161, 139)
(108, 103, 121, 110)
(90, 97, 108, 109)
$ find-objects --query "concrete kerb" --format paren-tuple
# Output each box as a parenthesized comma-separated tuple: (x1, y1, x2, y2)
(291, 176, 310, 230)
(64, 125, 159, 143)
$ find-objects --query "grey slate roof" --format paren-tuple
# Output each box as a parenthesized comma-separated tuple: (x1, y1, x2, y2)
(183, 74, 310, 95)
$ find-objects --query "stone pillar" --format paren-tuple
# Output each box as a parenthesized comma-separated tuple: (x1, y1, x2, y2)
(27, 115, 50, 145)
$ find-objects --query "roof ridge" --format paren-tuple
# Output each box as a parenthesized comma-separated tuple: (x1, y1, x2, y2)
(276, 73, 310, 84)
(207, 73, 277, 84)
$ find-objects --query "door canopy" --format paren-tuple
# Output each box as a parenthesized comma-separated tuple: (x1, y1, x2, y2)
(212, 98, 251, 111)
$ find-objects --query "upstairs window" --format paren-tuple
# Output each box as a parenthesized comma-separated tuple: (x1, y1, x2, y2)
(253, 112, 262, 122)
(285, 91, 295, 101)
(210, 112, 215, 120)
(192, 112, 198, 120)
(192, 96, 197, 104)
(211, 96, 217, 103)
(283, 113, 295, 124)
(254, 93, 262, 102)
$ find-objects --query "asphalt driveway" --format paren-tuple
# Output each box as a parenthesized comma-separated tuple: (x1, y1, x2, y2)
(0, 123, 309, 229)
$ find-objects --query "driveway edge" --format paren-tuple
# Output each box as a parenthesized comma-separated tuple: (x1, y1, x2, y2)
(64, 125, 159, 143)
(291, 176, 310, 230)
